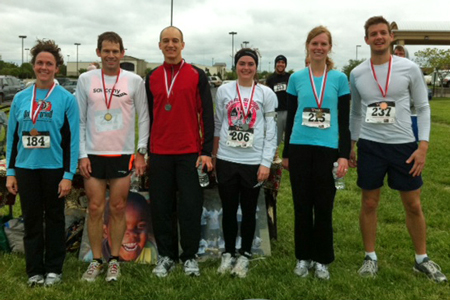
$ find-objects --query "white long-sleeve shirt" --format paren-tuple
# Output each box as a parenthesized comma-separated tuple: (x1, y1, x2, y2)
(76, 69, 149, 158)
(214, 81, 277, 168)
(350, 56, 430, 144)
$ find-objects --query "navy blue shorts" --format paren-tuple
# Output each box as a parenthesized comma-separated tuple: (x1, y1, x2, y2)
(356, 139, 422, 191)
(88, 154, 134, 179)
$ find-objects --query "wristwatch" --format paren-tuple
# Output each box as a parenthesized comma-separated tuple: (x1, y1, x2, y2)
(137, 147, 147, 155)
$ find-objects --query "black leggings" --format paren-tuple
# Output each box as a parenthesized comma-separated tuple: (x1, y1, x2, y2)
(216, 159, 260, 256)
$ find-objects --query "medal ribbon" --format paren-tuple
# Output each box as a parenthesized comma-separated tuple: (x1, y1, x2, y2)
(308, 64, 328, 109)
(370, 55, 392, 98)
(101, 69, 121, 110)
(236, 81, 256, 125)
(164, 60, 185, 98)
(29, 83, 56, 124)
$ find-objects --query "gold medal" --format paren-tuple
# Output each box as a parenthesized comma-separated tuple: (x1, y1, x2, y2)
(30, 128, 39, 136)
(104, 113, 113, 121)
(165, 104, 172, 111)
(379, 102, 388, 110)
(316, 110, 323, 119)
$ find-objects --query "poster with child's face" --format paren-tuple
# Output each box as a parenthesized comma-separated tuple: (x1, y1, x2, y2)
(79, 191, 158, 264)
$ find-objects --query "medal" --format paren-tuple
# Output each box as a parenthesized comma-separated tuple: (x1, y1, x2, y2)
(163, 60, 185, 112)
(308, 64, 328, 114)
(370, 55, 392, 98)
(102, 69, 120, 117)
(236, 82, 256, 130)
(316, 110, 323, 118)
(379, 102, 388, 110)
(30, 128, 39, 136)
(29, 83, 56, 124)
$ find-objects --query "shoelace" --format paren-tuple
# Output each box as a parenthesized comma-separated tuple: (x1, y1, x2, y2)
(297, 260, 310, 269)
(109, 263, 119, 275)
(315, 263, 328, 272)
(422, 260, 441, 273)
(185, 260, 197, 268)
(157, 257, 171, 268)
(359, 260, 376, 273)
(87, 262, 100, 275)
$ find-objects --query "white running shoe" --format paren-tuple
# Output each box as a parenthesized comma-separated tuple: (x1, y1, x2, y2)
(44, 273, 62, 286)
(231, 255, 249, 278)
(314, 262, 330, 280)
(184, 259, 200, 277)
(82, 261, 104, 282)
(153, 256, 176, 278)
(105, 259, 120, 282)
(217, 253, 236, 274)
(294, 260, 312, 277)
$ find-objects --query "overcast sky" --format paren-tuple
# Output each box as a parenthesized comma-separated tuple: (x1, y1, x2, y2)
(1, 0, 449, 72)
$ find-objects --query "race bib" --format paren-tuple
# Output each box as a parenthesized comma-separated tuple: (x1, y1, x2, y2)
(365, 101, 396, 123)
(95, 108, 124, 132)
(22, 131, 50, 149)
(302, 108, 331, 129)
(226, 126, 254, 148)
(274, 83, 287, 93)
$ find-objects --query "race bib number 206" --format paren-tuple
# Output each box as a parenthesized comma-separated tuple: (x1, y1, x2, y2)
(226, 127, 254, 148)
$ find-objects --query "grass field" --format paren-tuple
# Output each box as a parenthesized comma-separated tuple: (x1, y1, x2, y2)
(0, 99, 449, 300)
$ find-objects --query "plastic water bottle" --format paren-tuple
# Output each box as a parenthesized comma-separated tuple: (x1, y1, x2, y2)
(198, 162, 209, 187)
(332, 162, 345, 190)
(130, 170, 140, 192)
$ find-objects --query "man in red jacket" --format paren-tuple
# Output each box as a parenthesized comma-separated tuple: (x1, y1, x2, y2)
(145, 26, 214, 277)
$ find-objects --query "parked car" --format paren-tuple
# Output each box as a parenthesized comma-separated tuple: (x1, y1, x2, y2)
(56, 77, 71, 86)
(221, 80, 234, 85)
(0, 76, 23, 103)
(62, 80, 78, 94)
(208, 76, 222, 87)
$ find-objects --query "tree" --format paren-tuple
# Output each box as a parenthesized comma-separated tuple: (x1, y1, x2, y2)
(415, 48, 450, 95)
(58, 64, 67, 77)
(225, 71, 237, 80)
(341, 59, 365, 79)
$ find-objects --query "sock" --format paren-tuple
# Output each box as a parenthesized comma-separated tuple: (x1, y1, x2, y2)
(415, 254, 428, 264)
(365, 252, 377, 261)
(109, 256, 119, 262)
(93, 258, 103, 264)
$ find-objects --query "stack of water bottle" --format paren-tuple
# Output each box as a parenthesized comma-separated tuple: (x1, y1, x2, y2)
(332, 162, 345, 190)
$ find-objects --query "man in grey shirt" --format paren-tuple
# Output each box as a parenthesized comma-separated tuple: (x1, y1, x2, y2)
(349, 16, 446, 283)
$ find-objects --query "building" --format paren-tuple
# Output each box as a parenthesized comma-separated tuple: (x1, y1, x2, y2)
(67, 56, 228, 79)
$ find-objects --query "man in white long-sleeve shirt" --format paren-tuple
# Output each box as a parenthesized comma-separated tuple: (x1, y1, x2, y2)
(76, 31, 149, 283)
(349, 16, 446, 283)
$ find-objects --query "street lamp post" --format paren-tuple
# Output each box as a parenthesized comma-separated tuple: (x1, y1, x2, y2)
(229, 32, 237, 70)
(356, 45, 361, 60)
(243, 41, 249, 48)
(74, 43, 81, 76)
(25, 48, 30, 63)
(19, 35, 27, 67)
(170, 0, 173, 26)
